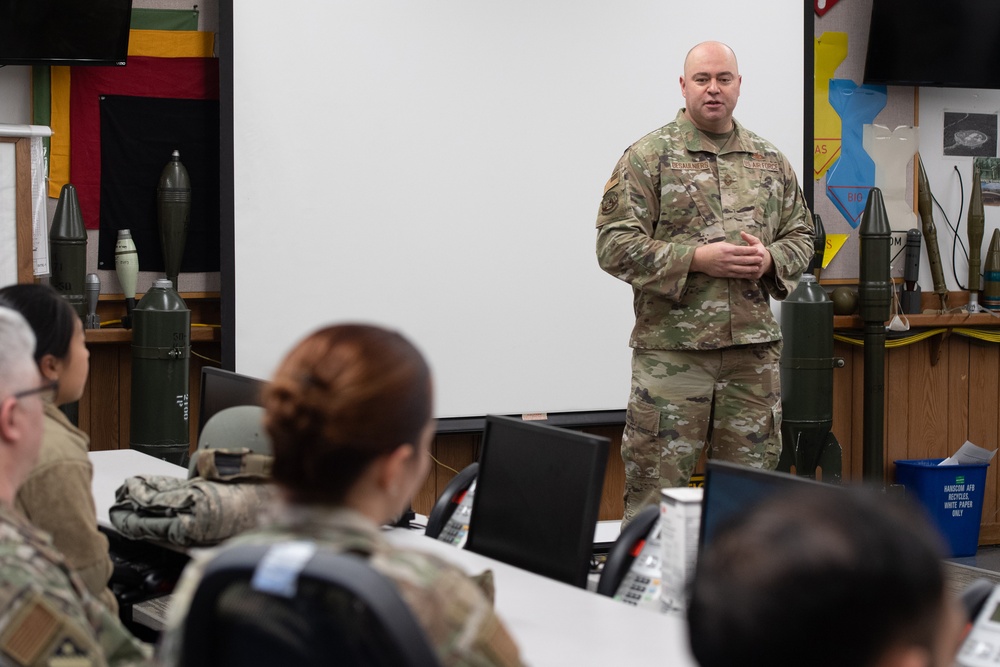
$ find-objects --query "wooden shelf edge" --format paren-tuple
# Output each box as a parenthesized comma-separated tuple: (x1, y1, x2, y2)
(834, 311, 1000, 330)
(85, 326, 221, 344)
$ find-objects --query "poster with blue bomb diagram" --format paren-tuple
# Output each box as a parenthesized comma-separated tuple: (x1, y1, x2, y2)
(825, 80, 887, 228)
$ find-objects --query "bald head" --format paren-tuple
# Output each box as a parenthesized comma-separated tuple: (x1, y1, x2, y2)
(684, 41, 739, 78)
(680, 41, 742, 133)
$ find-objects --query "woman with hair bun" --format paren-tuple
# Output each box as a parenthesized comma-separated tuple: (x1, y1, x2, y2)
(158, 323, 524, 666)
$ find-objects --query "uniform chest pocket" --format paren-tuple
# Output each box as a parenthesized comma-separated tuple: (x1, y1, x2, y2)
(736, 172, 783, 245)
(657, 168, 723, 242)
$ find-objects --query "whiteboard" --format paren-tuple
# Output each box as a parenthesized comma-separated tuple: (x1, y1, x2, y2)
(225, 0, 806, 418)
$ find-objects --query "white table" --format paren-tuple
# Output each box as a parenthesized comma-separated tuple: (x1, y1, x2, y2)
(385, 529, 698, 667)
(88, 449, 188, 528)
(89, 450, 696, 665)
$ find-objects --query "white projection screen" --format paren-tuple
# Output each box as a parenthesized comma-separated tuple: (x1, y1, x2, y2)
(221, 1, 808, 420)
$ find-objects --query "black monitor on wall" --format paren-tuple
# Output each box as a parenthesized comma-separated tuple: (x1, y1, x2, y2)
(198, 367, 269, 436)
(465, 415, 609, 588)
(0, 0, 133, 66)
(863, 0, 1000, 89)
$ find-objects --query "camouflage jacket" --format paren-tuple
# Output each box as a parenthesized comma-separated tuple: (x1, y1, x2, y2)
(595, 109, 814, 350)
(16, 402, 117, 613)
(0, 503, 150, 666)
(156, 504, 523, 667)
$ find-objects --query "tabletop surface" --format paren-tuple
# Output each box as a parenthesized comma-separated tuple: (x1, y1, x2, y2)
(88, 448, 697, 666)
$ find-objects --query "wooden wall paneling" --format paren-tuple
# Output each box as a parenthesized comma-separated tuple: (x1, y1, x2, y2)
(77, 371, 91, 436)
(412, 432, 479, 517)
(987, 341, 1000, 544)
(885, 341, 912, 480)
(909, 339, 934, 473)
(907, 337, 949, 461)
(84, 345, 121, 450)
(434, 433, 479, 481)
(831, 341, 855, 477)
(412, 474, 437, 518)
(851, 344, 866, 479)
(946, 337, 972, 459)
(118, 347, 131, 450)
(583, 424, 624, 521)
(968, 339, 1000, 543)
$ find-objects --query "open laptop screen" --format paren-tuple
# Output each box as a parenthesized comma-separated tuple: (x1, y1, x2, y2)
(697, 461, 821, 551)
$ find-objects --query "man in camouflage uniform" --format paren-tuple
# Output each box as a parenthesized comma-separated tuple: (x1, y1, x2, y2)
(595, 41, 813, 522)
(0, 306, 150, 667)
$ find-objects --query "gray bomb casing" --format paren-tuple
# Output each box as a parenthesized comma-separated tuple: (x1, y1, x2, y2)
(130, 279, 190, 463)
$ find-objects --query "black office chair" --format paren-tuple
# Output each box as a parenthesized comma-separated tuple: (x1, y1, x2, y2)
(961, 578, 997, 622)
(180, 542, 441, 667)
(425, 462, 479, 539)
(596, 505, 660, 597)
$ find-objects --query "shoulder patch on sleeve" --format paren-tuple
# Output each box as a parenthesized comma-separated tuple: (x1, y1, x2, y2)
(600, 191, 620, 216)
(0, 596, 61, 665)
(0, 595, 98, 667)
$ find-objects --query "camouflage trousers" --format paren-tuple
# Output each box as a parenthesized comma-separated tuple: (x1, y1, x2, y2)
(621, 342, 783, 524)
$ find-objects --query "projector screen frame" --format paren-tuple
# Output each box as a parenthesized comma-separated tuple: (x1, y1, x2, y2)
(216, 1, 814, 427)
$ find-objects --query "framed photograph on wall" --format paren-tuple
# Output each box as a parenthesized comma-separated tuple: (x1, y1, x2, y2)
(943, 112, 998, 158)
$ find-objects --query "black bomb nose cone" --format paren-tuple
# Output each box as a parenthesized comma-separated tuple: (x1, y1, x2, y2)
(50, 183, 87, 318)
(858, 188, 891, 324)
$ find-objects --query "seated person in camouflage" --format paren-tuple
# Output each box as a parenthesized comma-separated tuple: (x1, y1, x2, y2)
(0, 306, 150, 667)
(0, 284, 118, 613)
(158, 323, 523, 667)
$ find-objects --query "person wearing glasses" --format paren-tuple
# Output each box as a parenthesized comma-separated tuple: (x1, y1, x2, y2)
(0, 284, 118, 613)
(0, 305, 150, 665)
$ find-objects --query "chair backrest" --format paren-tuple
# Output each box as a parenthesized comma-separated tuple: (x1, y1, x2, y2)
(180, 542, 441, 667)
(596, 504, 660, 597)
(188, 405, 271, 478)
(961, 578, 997, 621)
